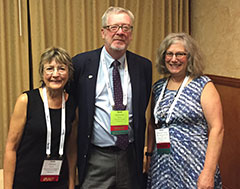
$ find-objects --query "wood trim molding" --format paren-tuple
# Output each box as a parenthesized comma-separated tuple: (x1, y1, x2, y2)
(206, 74, 240, 88)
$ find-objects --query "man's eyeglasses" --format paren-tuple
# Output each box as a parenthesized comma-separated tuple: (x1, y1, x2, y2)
(165, 52, 188, 59)
(103, 24, 133, 33)
(44, 66, 67, 75)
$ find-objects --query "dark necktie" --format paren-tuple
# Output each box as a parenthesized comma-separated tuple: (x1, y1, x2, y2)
(112, 60, 129, 150)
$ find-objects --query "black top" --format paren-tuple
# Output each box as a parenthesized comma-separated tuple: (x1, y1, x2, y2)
(13, 89, 76, 189)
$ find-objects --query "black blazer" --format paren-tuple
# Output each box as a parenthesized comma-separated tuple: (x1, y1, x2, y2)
(71, 47, 152, 187)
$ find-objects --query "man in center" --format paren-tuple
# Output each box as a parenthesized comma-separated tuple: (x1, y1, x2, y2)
(71, 6, 152, 189)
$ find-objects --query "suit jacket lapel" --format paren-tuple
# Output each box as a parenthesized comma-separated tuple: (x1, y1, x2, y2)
(85, 48, 102, 123)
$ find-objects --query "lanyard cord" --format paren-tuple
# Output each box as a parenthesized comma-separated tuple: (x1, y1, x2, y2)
(101, 49, 129, 107)
(43, 87, 66, 157)
(154, 76, 189, 124)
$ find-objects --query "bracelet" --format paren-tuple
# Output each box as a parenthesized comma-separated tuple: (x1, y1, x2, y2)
(145, 152, 153, 157)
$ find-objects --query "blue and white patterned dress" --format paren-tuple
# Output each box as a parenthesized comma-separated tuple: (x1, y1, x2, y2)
(147, 75, 222, 189)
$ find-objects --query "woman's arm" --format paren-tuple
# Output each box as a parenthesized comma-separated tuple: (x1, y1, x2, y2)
(4, 94, 28, 189)
(67, 108, 78, 189)
(145, 94, 156, 173)
(197, 82, 224, 189)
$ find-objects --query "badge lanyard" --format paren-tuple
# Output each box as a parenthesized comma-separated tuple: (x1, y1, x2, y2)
(101, 49, 129, 107)
(154, 75, 189, 125)
(43, 87, 66, 157)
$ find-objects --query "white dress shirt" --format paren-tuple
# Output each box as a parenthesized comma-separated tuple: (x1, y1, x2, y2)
(91, 47, 133, 147)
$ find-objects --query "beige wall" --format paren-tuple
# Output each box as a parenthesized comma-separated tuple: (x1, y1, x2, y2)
(191, 0, 240, 79)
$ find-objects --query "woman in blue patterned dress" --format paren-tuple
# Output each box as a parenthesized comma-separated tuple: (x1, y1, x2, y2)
(146, 33, 224, 189)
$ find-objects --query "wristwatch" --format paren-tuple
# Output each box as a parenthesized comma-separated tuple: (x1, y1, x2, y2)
(145, 152, 153, 157)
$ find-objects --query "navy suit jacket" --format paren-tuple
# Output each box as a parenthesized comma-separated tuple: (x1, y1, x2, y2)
(71, 47, 152, 187)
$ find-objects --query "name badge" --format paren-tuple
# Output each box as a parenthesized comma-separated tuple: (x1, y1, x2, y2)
(40, 159, 63, 182)
(155, 128, 171, 154)
(110, 110, 129, 135)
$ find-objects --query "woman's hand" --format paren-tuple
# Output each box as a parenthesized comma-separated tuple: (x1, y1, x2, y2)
(144, 155, 152, 173)
(197, 169, 214, 189)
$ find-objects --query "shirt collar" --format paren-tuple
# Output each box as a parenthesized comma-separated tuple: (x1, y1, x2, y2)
(102, 47, 125, 69)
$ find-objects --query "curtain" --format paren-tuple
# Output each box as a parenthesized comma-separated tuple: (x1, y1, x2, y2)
(0, 0, 29, 168)
(0, 0, 189, 169)
(29, 0, 189, 87)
